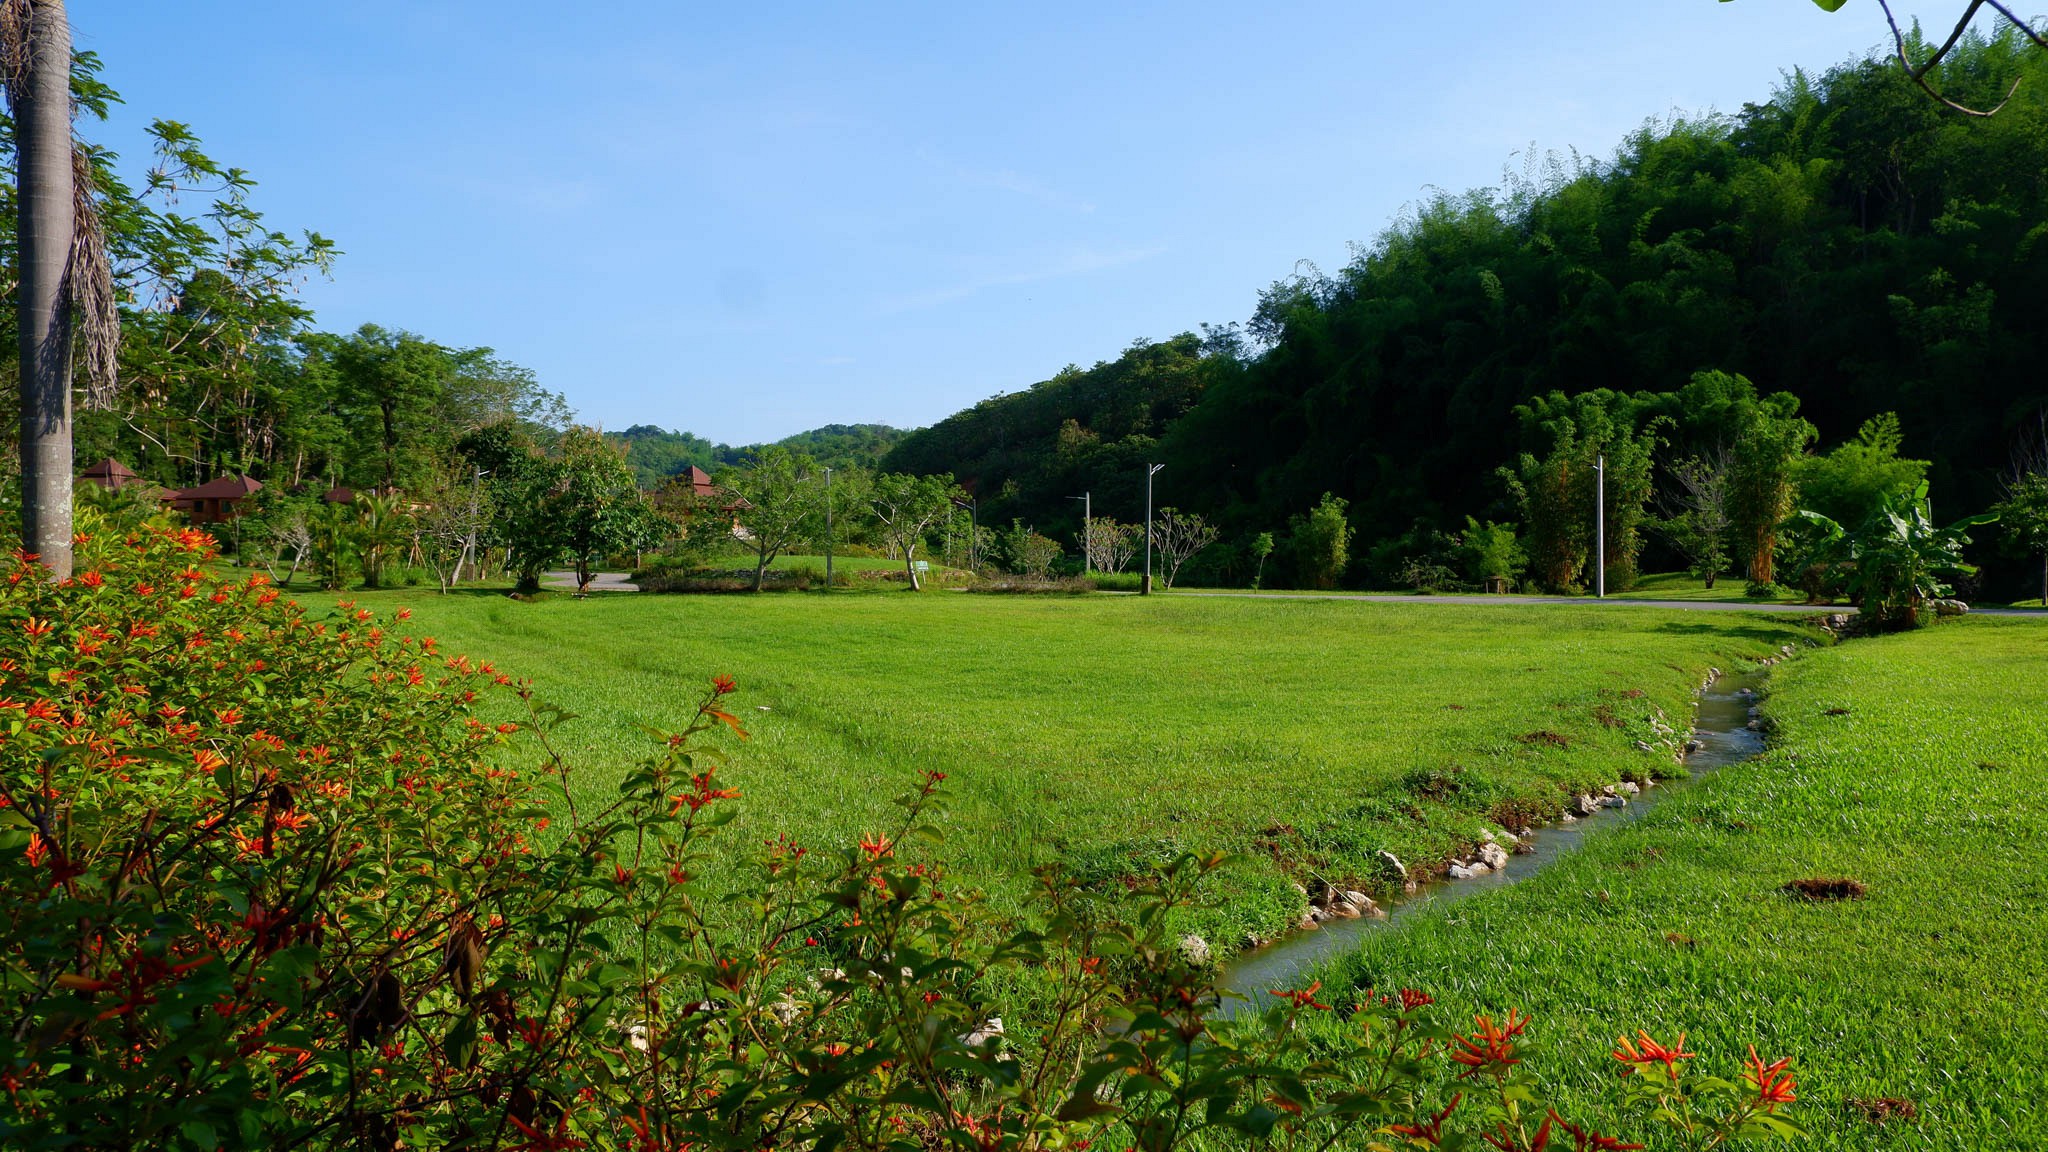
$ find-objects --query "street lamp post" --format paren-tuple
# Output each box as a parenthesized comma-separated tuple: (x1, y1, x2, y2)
(1143, 464, 1164, 595)
(1069, 492, 1091, 576)
(1595, 453, 1606, 599)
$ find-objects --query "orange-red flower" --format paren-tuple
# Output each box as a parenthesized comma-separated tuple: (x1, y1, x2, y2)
(712, 674, 737, 696)
(1270, 980, 1331, 1010)
(859, 834, 894, 862)
(1743, 1047, 1796, 1108)
(1451, 1009, 1530, 1078)
(1611, 1030, 1694, 1077)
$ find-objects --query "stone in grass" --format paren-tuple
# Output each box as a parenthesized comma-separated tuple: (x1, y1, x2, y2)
(1297, 914, 1322, 931)
(1574, 794, 1601, 816)
(1781, 876, 1866, 901)
(1448, 861, 1491, 880)
(1376, 850, 1407, 883)
(1478, 841, 1510, 871)
(1599, 795, 1628, 809)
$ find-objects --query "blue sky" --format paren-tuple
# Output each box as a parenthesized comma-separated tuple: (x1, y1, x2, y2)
(76, 1, 1971, 443)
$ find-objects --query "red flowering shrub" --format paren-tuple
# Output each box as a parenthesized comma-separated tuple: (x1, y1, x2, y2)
(0, 520, 1801, 1150)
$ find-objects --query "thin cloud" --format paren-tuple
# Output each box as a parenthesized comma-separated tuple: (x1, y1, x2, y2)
(918, 149, 1097, 214)
(877, 246, 1163, 313)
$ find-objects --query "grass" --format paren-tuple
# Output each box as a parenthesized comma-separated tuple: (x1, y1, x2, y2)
(1605, 571, 1810, 604)
(1300, 617, 2048, 1150)
(371, 586, 1810, 947)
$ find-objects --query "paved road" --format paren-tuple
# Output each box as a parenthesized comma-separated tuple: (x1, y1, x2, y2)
(540, 570, 640, 592)
(530, 573, 2043, 617)
(1170, 590, 2045, 617)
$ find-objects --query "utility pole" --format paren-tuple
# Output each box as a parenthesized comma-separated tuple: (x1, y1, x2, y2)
(1595, 453, 1606, 599)
(1069, 492, 1091, 576)
(823, 467, 834, 590)
(1143, 464, 1164, 595)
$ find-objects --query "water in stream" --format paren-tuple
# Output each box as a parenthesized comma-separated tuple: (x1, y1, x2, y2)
(1217, 668, 1769, 1009)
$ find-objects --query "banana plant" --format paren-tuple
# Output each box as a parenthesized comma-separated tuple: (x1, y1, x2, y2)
(1793, 482, 1996, 629)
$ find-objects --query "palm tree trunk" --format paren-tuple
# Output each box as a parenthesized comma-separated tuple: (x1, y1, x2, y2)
(14, 0, 75, 579)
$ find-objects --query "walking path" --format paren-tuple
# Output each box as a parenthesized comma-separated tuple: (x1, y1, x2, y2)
(531, 572, 2043, 617)
(540, 570, 640, 592)
(1169, 590, 2045, 616)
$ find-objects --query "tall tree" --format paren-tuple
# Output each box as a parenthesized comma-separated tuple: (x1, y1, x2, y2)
(868, 472, 961, 591)
(1729, 406, 1817, 586)
(719, 446, 822, 592)
(5, 0, 110, 577)
(1149, 507, 1218, 590)
(552, 426, 659, 595)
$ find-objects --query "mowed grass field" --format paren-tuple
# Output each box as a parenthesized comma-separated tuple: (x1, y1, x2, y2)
(1300, 617, 2048, 1150)
(371, 587, 1809, 945)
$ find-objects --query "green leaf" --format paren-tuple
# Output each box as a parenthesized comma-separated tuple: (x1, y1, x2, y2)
(445, 1010, 479, 1070)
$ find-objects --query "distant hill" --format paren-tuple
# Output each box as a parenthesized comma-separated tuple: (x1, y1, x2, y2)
(610, 423, 911, 486)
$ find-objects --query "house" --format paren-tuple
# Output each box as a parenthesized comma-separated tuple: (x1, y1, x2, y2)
(168, 475, 262, 525)
(80, 458, 142, 492)
(677, 466, 718, 500)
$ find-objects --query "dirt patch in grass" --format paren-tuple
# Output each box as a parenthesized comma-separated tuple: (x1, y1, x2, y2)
(1848, 1097, 1917, 1125)
(1517, 730, 1572, 749)
(1781, 876, 1866, 901)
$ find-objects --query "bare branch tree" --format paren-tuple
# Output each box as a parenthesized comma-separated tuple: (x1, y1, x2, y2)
(1656, 449, 1733, 588)
(1149, 508, 1219, 590)
(1084, 517, 1140, 574)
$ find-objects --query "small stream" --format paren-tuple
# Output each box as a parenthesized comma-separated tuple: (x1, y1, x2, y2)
(1217, 668, 1770, 1010)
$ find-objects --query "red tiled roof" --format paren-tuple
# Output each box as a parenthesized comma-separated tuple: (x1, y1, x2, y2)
(81, 457, 139, 481)
(176, 475, 263, 500)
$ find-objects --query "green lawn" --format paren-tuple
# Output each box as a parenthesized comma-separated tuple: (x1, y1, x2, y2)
(1298, 617, 2048, 1150)
(1605, 571, 1811, 604)
(374, 587, 1809, 947)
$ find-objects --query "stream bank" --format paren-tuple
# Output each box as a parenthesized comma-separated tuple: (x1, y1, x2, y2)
(1217, 664, 1773, 1010)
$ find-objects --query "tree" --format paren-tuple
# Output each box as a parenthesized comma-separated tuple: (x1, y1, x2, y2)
(307, 500, 355, 591)
(868, 472, 961, 591)
(5, 0, 113, 579)
(1149, 507, 1218, 589)
(1083, 517, 1140, 574)
(1292, 493, 1351, 590)
(1013, 529, 1062, 578)
(719, 446, 823, 592)
(1248, 531, 1274, 589)
(413, 463, 496, 593)
(1657, 452, 1733, 588)
(1793, 413, 1928, 529)
(1996, 472, 2048, 606)
(552, 427, 660, 595)
(1459, 518, 1526, 592)
(1507, 392, 1658, 593)
(351, 491, 411, 589)
(1728, 406, 1817, 586)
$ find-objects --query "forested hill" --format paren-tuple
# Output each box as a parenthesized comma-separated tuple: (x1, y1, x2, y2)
(611, 423, 909, 486)
(882, 34, 2048, 579)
